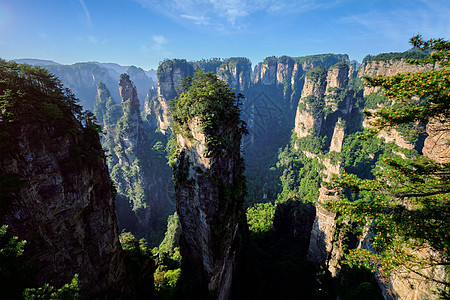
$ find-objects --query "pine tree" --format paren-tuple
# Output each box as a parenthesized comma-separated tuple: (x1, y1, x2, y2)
(327, 35, 449, 292)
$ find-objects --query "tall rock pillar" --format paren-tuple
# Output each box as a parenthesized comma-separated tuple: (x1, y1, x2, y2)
(171, 71, 248, 299)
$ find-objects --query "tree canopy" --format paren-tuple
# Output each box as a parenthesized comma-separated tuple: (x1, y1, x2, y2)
(327, 35, 449, 293)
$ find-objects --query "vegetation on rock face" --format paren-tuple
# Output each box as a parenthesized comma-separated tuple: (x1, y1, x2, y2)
(150, 213, 181, 298)
(94, 79, 174, 245)
(0, 59, 100, 142)
(327, 35, 450, 293)
(169, 70, 248, 163)
(23, 275, 80, 300)
(368, 48, 428, 62)
(119, 232, 156, 299)
(305, 66, 328, 82)
(169, 70, 248, 298)
(1, 225, 80, 299)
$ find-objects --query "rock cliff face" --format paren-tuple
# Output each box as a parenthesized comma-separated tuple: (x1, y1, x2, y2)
(217, 58, 252, 92)
(174, 118, 247, 299)
(44, 62, 155, 111)
(358, 58, 437, 95)
(307, 120, 346, 277)
(104, 74, 173, 236)
(117, 74, 146, 162)
(171, 73, 247, 299)
(155, 59, 194, 133)
(46, 62, 117, 111)
(126, 65, 155, 107)
(294, 63, 353, 140)
(290, 61, 359, 277)
(0, 62, 132, 297)
(254, 55, 349, 108)
(423, 119, 450, 163)
(356, 57, 448, 299)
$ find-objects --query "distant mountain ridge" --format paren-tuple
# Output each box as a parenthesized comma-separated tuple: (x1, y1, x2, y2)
(11, 59, 157, 111)
(12, 58, 157, 81)
(13, 58, 61, 66)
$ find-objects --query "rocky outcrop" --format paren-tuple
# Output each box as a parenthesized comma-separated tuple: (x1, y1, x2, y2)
(46, 62, 117, 111)
(253, 55, 349, 108)
(172, 73, 247, 299)
(358, 58, 437, 96)
(44, 62, 155, 112)
(307, 120, 346, 277)
(273, 200, 316, 245)
(0, 62, 132, 297)
(156, 59, 194, 133)
(217, 58, 252, 92)
(423, 119, 450, 163)
(127, 65, 155, 107)
(108, 74, 174, 236)
(142, 87, 159, 131)
(289, 62, 353, 278)
(295, 64, 350, 140)
(329, 119, 345, 153)
(117, 74, 145, 152)
(174, 118, 247, 299)
(0, 128, 132, 297)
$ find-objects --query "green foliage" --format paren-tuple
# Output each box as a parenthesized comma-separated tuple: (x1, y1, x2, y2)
(0, 59, 88, 128)
(119, 232, 156, 298)
(330, 61, 348, 70)
(369, 48, 428, 62)
(292, 53, 349, 66)
(341, 133, 384, 179)
(363, 90, 390, 109)
(153, 215, 182, 298)
(277, 142, 323, 203)
(169, 70, 247, 161)
(246, 203, 275, 234)
(0, 58, 102, 163)
(362, 36, 450, 134)
(158, 213, 180, 254)
(298, 95, 326, 119)
(294, 132, 326, 154)
(23, 275, 80, 300)
(153, 247, 181, 294)
(305, 66, 327, 81)
(192, 58, 223, 73)
(120, 231, 152, 259)
(339, 267, 383, 300)
(328, 36, 450, 288)
(0, 225, 29, 298)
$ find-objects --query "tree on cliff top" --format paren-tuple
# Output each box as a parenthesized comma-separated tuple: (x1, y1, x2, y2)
(327, 35, 449, 293)
(168, 70, 247, 163)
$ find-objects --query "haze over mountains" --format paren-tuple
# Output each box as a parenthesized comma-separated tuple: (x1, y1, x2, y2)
(12, 58, 157, 110)
(2, 40, 448, 299)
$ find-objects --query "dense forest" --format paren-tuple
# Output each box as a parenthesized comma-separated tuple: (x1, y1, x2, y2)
(0, 35, 448, 299)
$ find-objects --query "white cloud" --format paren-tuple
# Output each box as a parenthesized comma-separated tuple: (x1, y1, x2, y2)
(77, 0, 93, 29)
(152, 35, 168, 51)
(140, 35, 172, 59)
(181, 14, 210, 25)
(134, 0, 333, 30)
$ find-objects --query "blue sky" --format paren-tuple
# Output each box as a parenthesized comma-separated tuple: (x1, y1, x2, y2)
(1, 0, 449, 70)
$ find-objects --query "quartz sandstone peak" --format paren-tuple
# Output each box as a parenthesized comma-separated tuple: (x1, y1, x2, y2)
(0, 61, 132, 297)
(171, 72, 247, 299)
